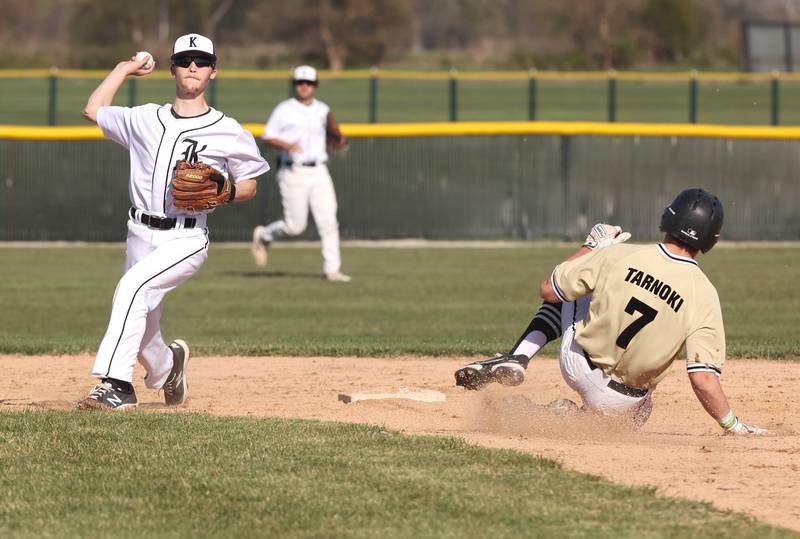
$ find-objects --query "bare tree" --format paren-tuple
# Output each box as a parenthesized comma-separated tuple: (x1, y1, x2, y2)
(131, 13, 144, 48)
(158, 0, 170, 48)
(2, 0, 795, 69)
(409, 0, 423, 54)
(319, 0, 347, 69)
(204, 0, 236, 39)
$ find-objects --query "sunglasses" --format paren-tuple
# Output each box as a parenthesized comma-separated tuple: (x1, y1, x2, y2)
(172, 55, 215, 68)
(294, 80, 317, 86)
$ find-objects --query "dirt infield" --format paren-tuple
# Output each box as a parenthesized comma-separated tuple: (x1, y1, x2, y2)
(2, 355, 798, 531)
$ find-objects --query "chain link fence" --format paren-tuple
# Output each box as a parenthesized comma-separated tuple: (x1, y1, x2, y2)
(1, 129, 798, 242)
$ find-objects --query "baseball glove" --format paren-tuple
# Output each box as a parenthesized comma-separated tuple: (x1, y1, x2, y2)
(171, 160, 234, 212)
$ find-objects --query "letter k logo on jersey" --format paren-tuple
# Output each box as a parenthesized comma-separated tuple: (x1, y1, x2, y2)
(181, 138, 207, 163)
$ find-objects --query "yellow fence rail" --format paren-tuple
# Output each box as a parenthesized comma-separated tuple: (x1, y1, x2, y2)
(2, 121, 800, 141)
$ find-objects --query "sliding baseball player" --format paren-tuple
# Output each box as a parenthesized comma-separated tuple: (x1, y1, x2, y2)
(459, 189, 766, 435)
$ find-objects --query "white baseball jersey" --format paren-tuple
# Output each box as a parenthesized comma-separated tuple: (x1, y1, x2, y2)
(257, 97, 344, 275)
(262, 98, 330, 164)
(98, 104, 270, 218)
(90, 103, 269, 387)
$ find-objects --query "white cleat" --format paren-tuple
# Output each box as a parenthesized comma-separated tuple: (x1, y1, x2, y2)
(251, 226, 269, 267)
(325, 271, 352, 283)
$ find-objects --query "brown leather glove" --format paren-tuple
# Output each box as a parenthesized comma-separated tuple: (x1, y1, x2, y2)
(171, 160, 234, 212)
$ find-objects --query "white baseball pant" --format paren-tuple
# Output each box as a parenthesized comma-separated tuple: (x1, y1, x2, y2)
(91, 218, 209, 388)
(559, 295, 654, 424)
(261, 164, 342, 274)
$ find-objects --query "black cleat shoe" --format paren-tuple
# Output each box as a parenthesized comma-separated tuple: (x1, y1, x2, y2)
(77, 381, 138, 410)
(455, 353, 531, 390)
(455, 362, 492, 390)
(164, 339, 190, 406)
(492, 354, 530, 387)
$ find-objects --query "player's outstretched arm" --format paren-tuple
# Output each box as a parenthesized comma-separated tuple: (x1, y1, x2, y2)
(539, 245, 592, 302)
(540, 223, 631, 302)
(689, 371, 767, 435)
(83, 55, 155, 123)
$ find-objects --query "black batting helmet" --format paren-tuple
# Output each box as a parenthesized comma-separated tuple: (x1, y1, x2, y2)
(659, 188, 724, 253)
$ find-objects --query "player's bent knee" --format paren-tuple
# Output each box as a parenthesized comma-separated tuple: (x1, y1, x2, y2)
(116, 273, 164, 311)
(283, 222, 307, 236)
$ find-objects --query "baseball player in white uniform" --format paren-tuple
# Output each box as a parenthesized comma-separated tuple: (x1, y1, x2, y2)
(457, 189, 766, 435)
(78, 34, 269, 409)
(251, 65, 350, 282)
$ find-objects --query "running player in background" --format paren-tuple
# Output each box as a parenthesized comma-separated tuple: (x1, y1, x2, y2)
(457, 189, 766, 435)
(251, 65, 350, 282)
(78, 33, 269, 409)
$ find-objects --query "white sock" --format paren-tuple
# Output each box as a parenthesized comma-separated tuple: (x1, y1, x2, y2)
(512, 330, 548, 358)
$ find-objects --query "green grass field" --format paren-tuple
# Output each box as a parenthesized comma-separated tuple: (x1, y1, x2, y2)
(4, 75, 800, 125)
(2, 244, 799, 537)
(0, 410, 794, 538)
(1, 245, 798, 358)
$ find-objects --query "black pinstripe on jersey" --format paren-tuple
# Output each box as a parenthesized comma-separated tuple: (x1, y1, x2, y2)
(154, 105, 225, 213)
(149, 111, 167, 202)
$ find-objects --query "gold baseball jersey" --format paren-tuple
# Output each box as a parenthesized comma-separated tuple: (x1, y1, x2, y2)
(551, 243, 725, 388)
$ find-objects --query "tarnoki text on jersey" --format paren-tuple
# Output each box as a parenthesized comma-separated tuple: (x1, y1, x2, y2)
(624, 267, 684, 313)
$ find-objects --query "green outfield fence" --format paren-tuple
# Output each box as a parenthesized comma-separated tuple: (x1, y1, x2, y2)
(5, 68, 800, 125)
(1, 122, 799, 242)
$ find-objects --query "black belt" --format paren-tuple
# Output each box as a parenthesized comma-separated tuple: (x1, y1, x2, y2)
(130, 208, 196, 230)
(287, 161, 319, 167)
(584, 352, 648, 398)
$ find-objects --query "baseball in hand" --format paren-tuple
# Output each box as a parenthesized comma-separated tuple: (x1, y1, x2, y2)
(135, 51, 154, 70)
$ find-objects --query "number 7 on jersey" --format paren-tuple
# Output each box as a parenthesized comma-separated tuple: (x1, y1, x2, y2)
(616, 297, 657, 349)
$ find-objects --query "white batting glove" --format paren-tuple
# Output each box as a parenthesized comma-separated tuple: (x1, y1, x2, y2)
(583, 223, 632, 250)
(720, 411, 767, 435)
